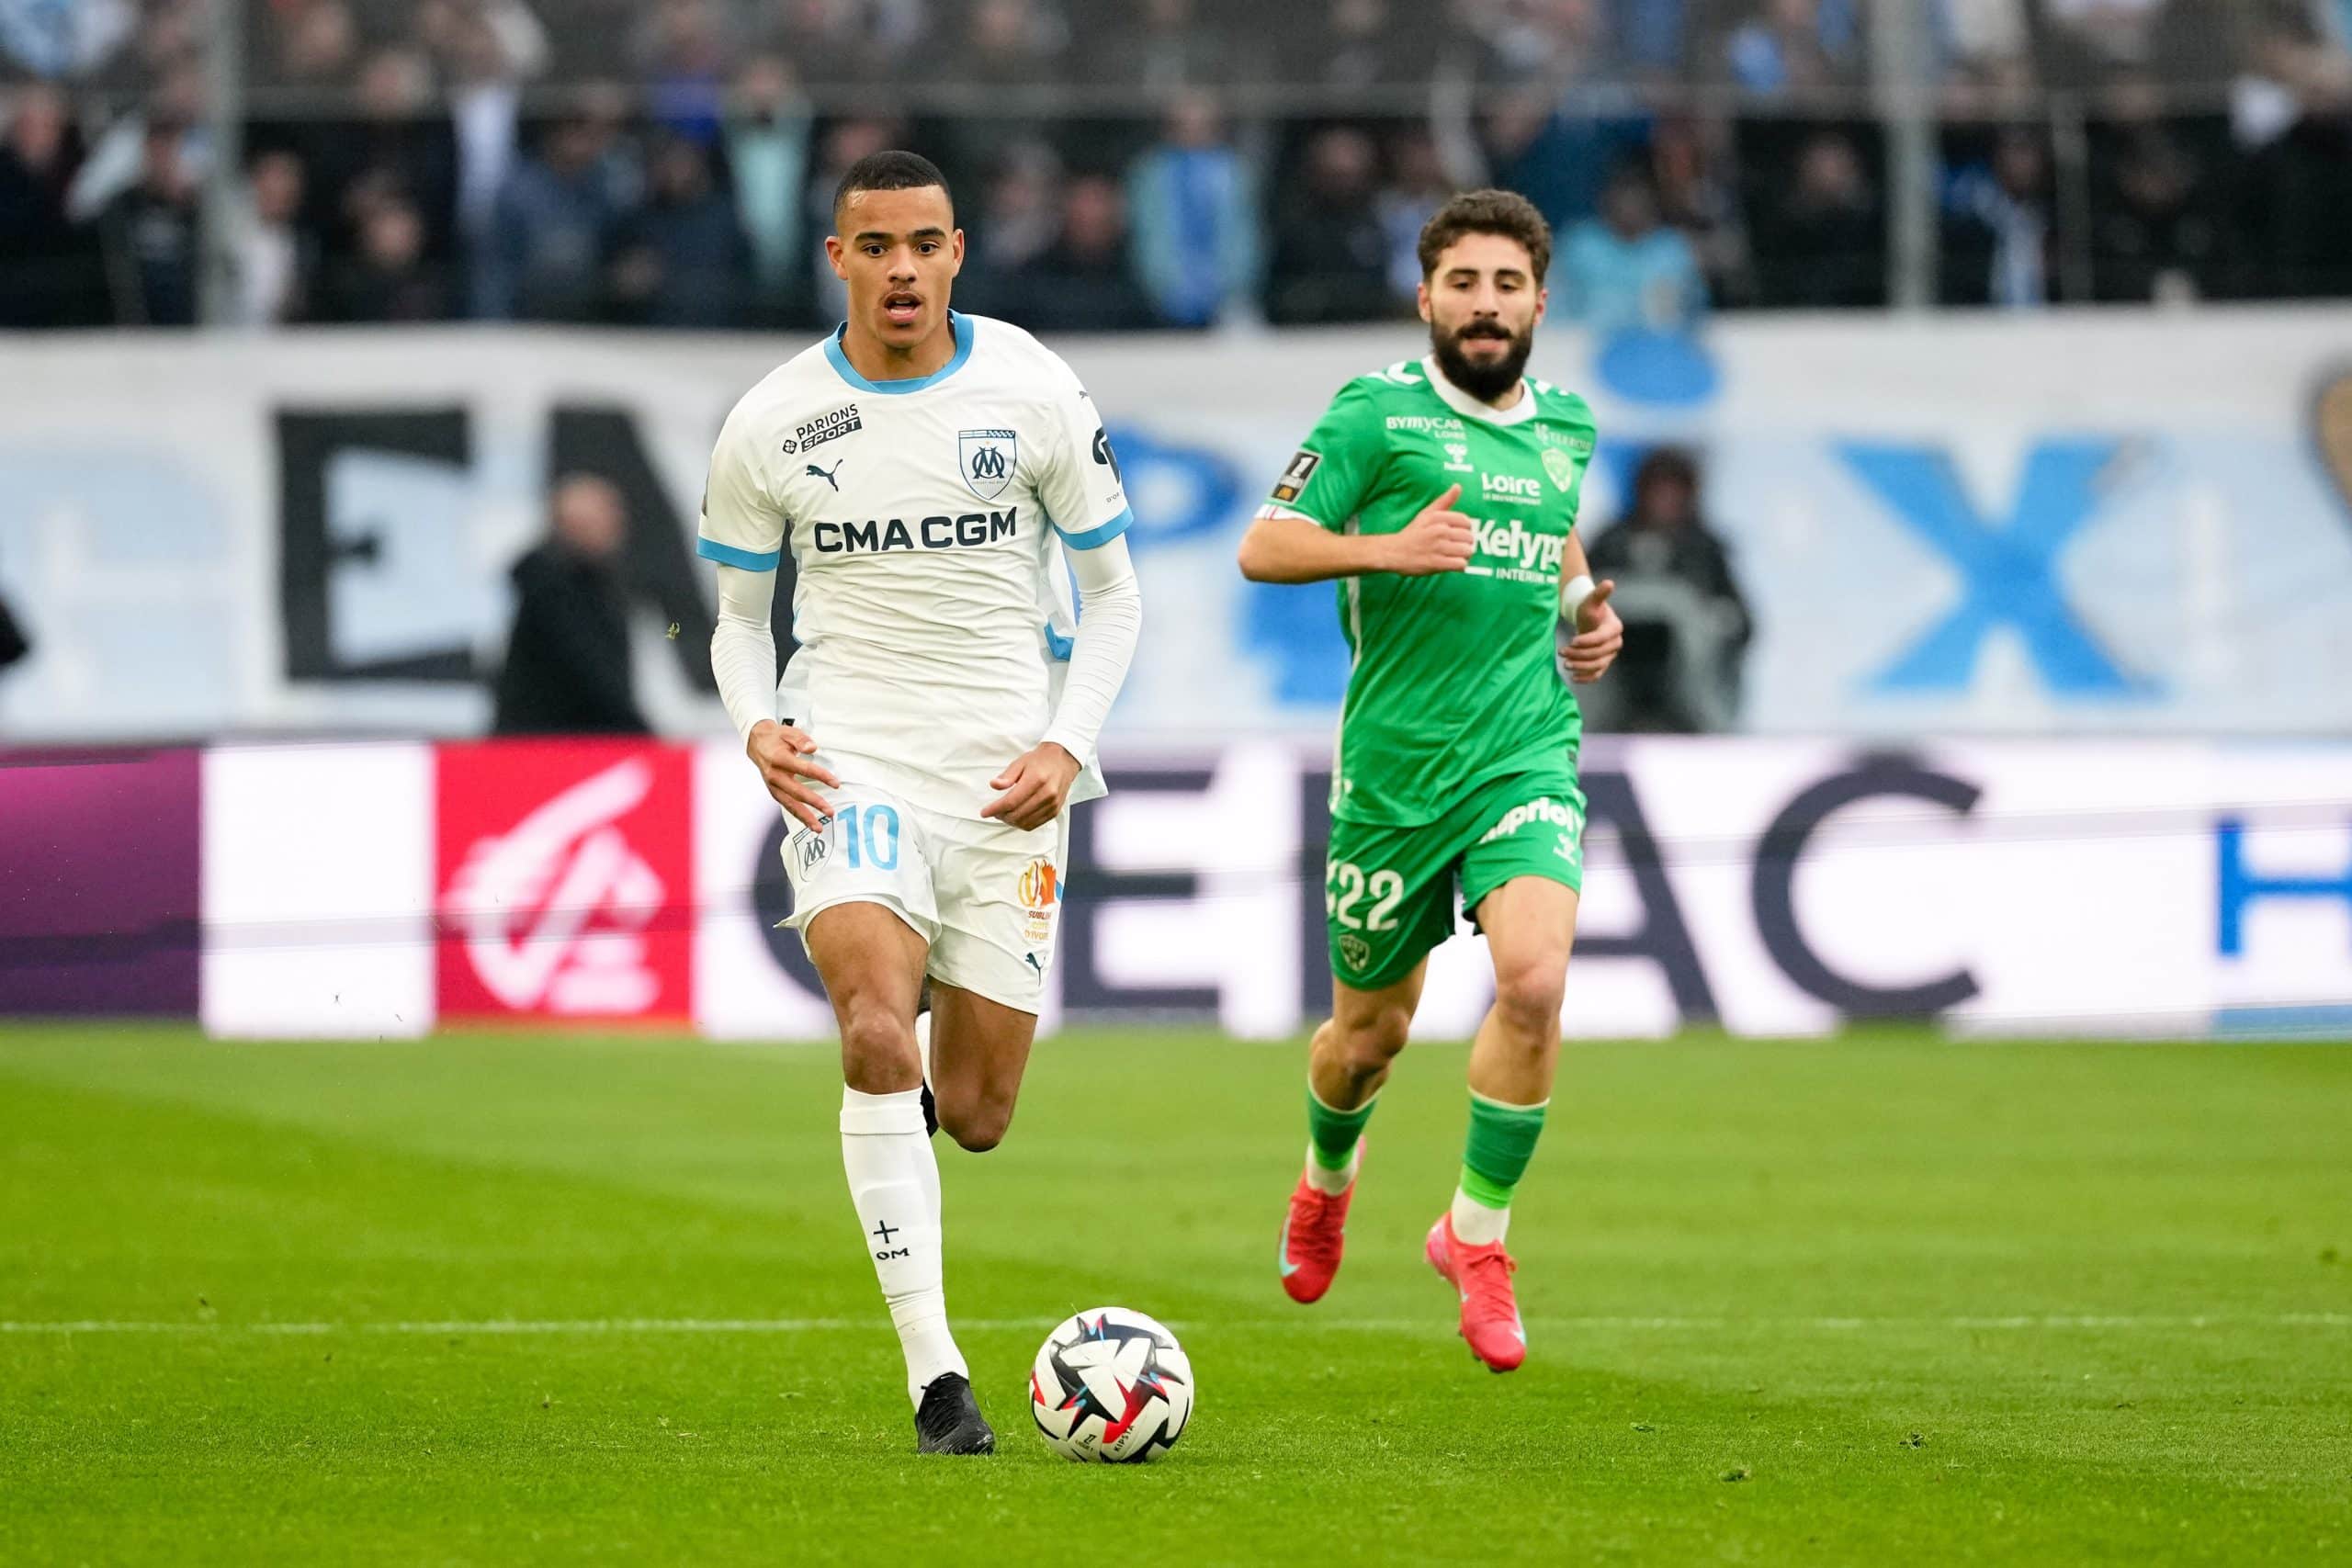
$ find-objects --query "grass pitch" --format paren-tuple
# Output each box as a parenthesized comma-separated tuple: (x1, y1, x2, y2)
(2, 1024, 2347, 1565)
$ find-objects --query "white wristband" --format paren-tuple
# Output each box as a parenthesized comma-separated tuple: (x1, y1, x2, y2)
(1562, 573, 1596, 625)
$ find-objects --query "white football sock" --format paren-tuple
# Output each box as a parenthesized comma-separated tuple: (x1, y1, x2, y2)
(1449, 1187, 1510, 1247)
(841, 1085, 965, 1405)
(1303, 1140, 1359, 1196)
(915, 1008, 933, 1082)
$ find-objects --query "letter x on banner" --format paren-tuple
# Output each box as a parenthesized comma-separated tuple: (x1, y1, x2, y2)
(1838, 440, 2155, 699)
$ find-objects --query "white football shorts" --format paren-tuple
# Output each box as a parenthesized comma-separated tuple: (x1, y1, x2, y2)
(778, 780, 1069, 1013)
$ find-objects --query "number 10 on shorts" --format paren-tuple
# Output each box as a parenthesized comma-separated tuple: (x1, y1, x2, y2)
(1328, 861, 1404, 931)
(838, 804, 901, 871)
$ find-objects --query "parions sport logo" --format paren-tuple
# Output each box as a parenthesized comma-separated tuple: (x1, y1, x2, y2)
(784, 403, 861, 456)
(810, 508, 1020, 554)
(1465, 517, 1566, 582)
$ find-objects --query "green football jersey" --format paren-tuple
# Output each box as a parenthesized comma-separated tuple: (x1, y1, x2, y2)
(1269, 355, 1599, 827)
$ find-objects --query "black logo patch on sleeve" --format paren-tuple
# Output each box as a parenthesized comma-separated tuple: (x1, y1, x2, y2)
(1271, 448, 1322, 504)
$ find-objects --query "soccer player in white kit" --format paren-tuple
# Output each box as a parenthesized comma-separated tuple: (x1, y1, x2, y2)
(699, 152, 1144, 1454)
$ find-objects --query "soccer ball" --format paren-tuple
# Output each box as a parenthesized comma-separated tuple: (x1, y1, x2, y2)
(1028, 1307, 1193, 1462)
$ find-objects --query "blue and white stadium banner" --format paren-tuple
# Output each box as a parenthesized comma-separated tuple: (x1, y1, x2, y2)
(2, 314, 2350, 742)
(137, 737, 2352, 1043)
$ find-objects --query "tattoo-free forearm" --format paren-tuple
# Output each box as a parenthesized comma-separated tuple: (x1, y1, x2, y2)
(1237, 511, 1394, 584)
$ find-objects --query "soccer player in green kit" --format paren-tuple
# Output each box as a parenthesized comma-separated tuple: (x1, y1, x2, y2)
(1238, 189, 1623, 1372)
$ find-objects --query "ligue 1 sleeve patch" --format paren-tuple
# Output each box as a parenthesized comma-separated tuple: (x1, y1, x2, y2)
(1270, 448, 1321, 504)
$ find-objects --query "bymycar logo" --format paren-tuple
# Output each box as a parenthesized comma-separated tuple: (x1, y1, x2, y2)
(1482, 472, 1544, 502)
(1467, 517, 1565, 581)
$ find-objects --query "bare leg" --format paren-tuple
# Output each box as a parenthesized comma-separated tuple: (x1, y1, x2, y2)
(1307, 963, 1428, 1112)
(926, 982, 1039, 1154)
(1464, 877, 1578, 1105)
(807, 902, 929, 1094)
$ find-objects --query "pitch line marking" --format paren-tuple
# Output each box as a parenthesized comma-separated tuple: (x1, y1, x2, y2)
(1, 1313, 2345, 1336)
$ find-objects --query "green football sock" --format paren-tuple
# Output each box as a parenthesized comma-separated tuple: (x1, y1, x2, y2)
(1458, 1091, 1547, 1209)
(1306, 1084, 1377, 1173)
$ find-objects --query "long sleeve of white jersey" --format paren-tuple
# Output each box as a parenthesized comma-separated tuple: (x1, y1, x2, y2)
(1040, 535, 1141, 767)
(1032, 359, 1140, 766)
(701, 392, 786, 740)
(711, 563, 779, 741)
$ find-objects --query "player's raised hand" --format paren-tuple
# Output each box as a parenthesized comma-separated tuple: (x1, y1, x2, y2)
(1381, 483, 1476, 576)
(1562, 579, 1623, 684)
(746, 718, 840, 831)
(984, 742, 1082, 832)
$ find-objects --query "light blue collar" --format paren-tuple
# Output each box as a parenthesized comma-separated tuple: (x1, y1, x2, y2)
(824, 310, 974, 394)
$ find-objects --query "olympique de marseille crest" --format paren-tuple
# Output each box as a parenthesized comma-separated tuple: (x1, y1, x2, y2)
(961, 428, 1018, 501)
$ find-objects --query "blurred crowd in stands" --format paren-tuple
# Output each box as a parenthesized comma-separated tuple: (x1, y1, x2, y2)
(3, 0, 2349, 330)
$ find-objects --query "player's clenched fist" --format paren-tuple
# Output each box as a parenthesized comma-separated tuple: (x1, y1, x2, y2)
(1381, 482, 1476, 576)
(746, 718, 840, 831)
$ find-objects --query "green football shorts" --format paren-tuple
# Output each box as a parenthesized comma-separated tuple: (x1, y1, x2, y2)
(1323, 769, 1588, 992)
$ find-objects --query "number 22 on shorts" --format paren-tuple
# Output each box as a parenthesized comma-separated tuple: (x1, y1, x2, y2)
(1328, 861, 1404, 931)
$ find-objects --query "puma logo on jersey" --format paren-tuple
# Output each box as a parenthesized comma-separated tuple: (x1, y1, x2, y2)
(808, 460, 843, 491)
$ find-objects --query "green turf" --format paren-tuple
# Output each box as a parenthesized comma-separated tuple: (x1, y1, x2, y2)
(2, 1025, 2347, 1566)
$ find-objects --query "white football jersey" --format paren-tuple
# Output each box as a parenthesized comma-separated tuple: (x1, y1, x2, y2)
(698, 310, 1132, 818)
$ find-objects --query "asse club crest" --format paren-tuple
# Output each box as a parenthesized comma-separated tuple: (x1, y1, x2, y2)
(1543, 446, 1579, 492)
(960, 428, 1018, 501)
